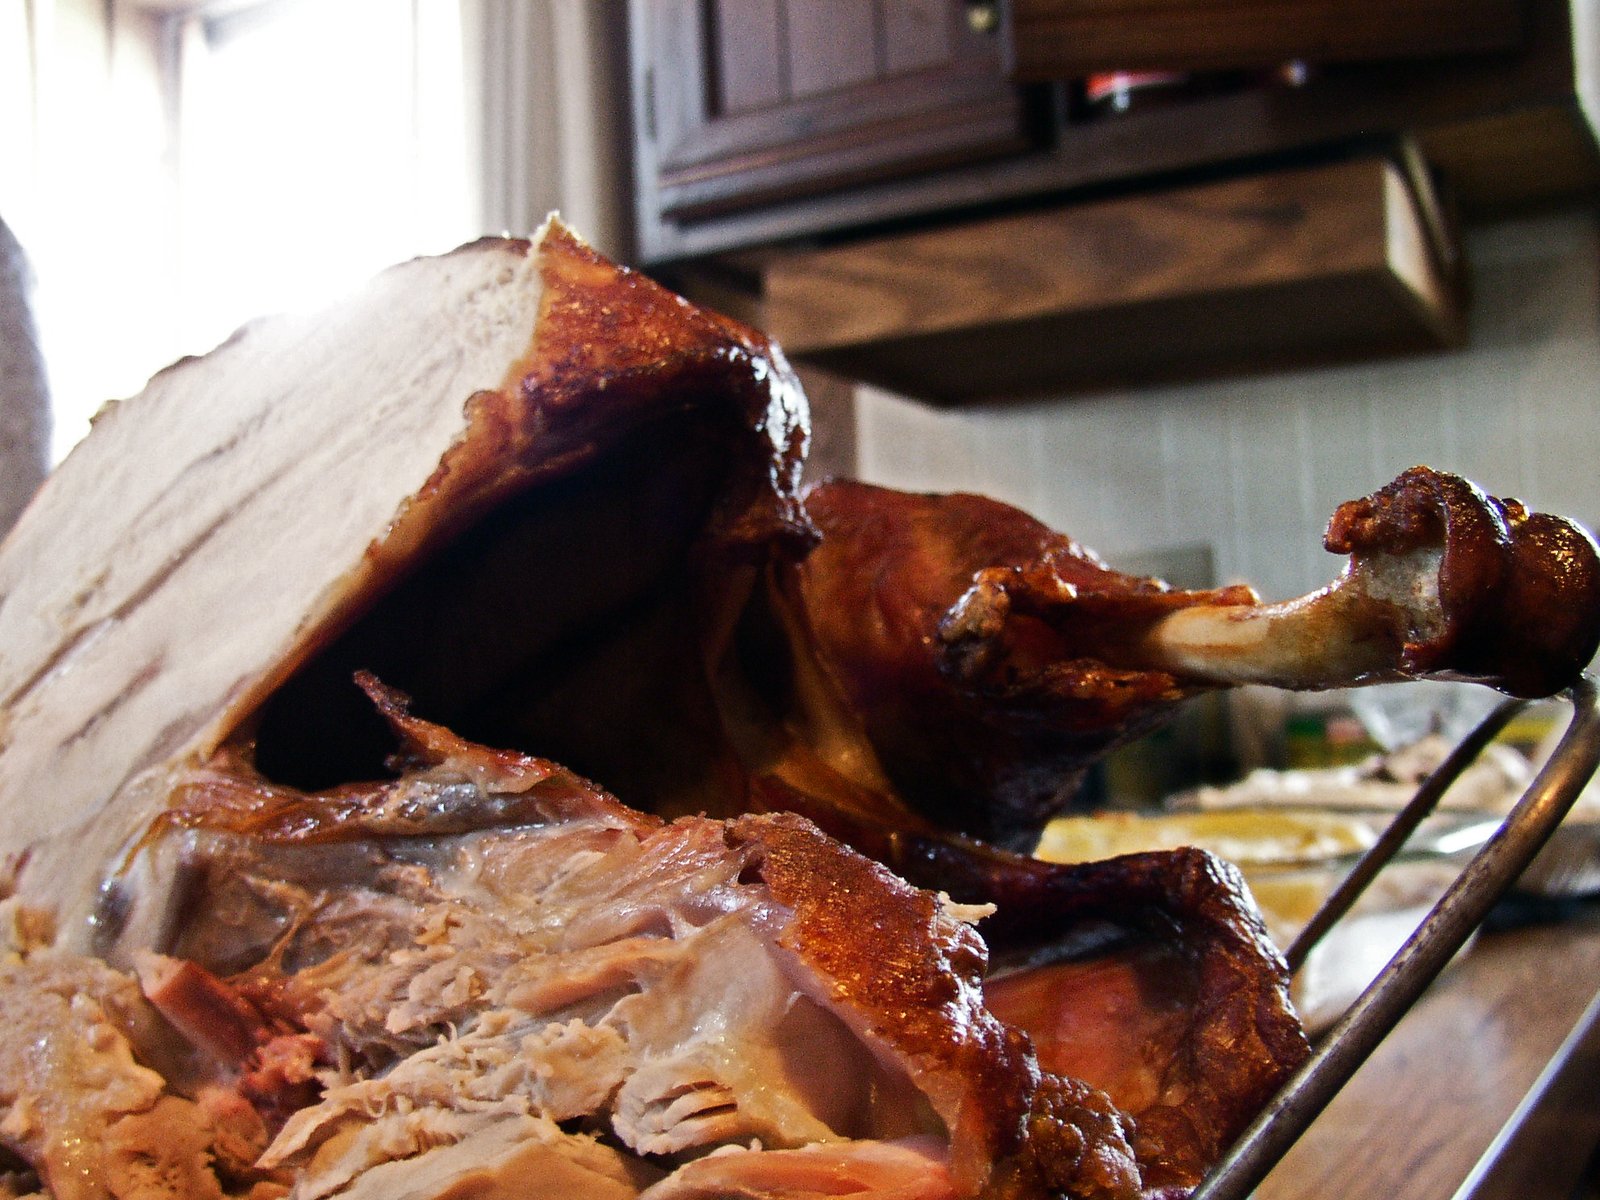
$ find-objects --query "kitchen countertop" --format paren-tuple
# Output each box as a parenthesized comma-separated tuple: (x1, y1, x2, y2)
(1255, 902, 1600, 1199)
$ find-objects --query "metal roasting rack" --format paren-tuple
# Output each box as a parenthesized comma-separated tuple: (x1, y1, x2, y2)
(1191, 673, 1600, 1200)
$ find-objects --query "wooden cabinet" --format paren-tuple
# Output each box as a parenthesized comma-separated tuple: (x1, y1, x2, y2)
(630, 0, 1040, 228)
(627, 0, 1598, 404)
(630, 0, 1599, 266)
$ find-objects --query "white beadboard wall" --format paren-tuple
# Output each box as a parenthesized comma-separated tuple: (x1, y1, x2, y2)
(855, 210, 1600, 605)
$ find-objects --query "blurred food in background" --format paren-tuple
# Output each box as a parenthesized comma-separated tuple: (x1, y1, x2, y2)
(1038, 679, 1600, 1028)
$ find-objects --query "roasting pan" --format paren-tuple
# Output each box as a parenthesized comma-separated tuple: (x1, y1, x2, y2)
(1190, 672, 1600, 1200)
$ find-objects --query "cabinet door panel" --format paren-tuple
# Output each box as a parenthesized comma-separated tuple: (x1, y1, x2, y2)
(633, 0, 1037, 241)
(883, 0, 954, 73)
(786, 1, 879, 96)
(714, 0, 786, 112)
(1011, 0, 1526, 78)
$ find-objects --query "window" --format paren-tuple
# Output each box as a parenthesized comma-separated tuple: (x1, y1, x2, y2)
(3, 0, 182, 458)
(6, 0, 624, 459)
(173, 0, 475, 354)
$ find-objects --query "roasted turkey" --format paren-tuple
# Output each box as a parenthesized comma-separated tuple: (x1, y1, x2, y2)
(0, 221, 1594, 1200)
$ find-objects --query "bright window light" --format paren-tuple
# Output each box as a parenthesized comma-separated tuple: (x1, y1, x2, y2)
(176, 0, 473, 350)
(11, 0, 477, 459)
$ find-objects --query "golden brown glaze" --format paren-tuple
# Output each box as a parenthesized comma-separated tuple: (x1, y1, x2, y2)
(776, 470, 1600, 864)
(517, 224, 814, 556)
(721, 761, 1309, 1195)
(733, 812, 1138, 1200)
(784, 481, 1256, 847)
(981, 850, 1309, 1196)
(374, 226, 812, 581)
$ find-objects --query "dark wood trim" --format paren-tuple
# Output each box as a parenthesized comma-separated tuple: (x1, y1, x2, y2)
(1010, 0, 1525, 79)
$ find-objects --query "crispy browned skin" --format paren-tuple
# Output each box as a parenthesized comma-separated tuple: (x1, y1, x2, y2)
(1323, 466, 1600, 697)
(781, 471, 1600, 858)
(245, 226, 817, 802)
(413, 222, 814, 561)
(978, 850, 1309, 1197)
(782, 481, 1255, 847)
(739, 766, 1309, 1197)
(734, 813, 1140, 1200)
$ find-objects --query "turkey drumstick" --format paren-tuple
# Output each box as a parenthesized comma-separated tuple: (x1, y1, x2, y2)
(1103, 467, 1600, 697)
(777, 468, 1600, 848)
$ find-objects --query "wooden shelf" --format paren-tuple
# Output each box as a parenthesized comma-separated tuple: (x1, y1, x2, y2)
(763, 153, 1465, 403)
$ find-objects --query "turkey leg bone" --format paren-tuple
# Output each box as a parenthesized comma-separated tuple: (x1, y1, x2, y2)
(942, 466, 1600, 702)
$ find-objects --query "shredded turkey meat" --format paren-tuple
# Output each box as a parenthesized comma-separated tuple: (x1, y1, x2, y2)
(0, 943, 285, 1200)
(16, 680, 1143, 1200)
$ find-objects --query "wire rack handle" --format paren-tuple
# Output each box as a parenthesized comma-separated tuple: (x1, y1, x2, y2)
(1192, 674, 1600, 1200)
